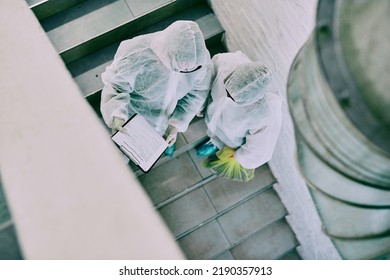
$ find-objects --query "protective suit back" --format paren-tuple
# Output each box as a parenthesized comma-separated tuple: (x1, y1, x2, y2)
(101, 21, 213, 135)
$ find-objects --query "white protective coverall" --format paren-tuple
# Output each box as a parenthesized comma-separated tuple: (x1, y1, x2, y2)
(205, 51, 282, 169)
(100, 21, 213, 135)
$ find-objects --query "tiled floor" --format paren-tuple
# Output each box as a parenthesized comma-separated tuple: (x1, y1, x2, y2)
(137, 120, 300, 259)
(230, 220, 298, 260)
(139, 153, 203, 205)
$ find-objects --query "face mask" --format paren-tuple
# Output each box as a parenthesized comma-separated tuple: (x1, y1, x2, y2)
(179, 65, 202, 73)
(226, 89, 235, 102)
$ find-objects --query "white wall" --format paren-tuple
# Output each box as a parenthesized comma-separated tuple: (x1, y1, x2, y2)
(0, 0, 184, 260)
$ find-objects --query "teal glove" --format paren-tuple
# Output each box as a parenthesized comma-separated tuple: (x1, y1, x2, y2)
(111, 117, 127, 134)
(164, 144, 176, 157)
(196, 139, 219, 156)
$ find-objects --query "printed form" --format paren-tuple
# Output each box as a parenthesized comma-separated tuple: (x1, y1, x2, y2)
(111, 114, 168, 172)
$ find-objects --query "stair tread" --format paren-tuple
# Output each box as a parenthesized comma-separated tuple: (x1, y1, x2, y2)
(0, 183, 11, 225)
(278, 248, 302, 260)
(0, 225, 23, 260)
(230, 219, 299, 260)
(158, 182, 280, 238)
(68, 5, 224, 98)
(140, 153, 205, 206)
(169, 191, 290, 259)
(178, 220, 230, 260)
(159, 187, 217, 237)
(39, 0, 204, 63)
(125, 0, 173, 18)
(27, 0, 87, 21)
(217, 188, 287, 245)
(41, 0, 135, 54)
(203, 165, 276, 213)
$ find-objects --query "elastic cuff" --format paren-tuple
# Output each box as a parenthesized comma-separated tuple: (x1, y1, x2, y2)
(168, 119, 186, 133)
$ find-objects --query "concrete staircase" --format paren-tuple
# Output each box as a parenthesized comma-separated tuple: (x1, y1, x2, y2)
(0, 0, 301, 260)
(134, 115, 300, 259)
(0, 180, 23, 259)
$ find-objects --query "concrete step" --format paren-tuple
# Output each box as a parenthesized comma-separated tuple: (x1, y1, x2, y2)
(0, 224, 23, 260)
(228, 219, 299, 260)
(211, 219, 300, 260)
(27, 0, 87, 20)
(38, 0, 205, 64)
(138, 149, 276, 207)
(127, 134, 298, 260)
(68, 2, 224, 104)
(138, 146, 297, 260)
(0, 184, 11, 226)
(0, 181, 22, 259)
(278, 248, 302, 260)
(174, 205, 294, 260)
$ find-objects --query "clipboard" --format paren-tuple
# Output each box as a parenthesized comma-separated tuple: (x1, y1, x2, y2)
(111, 114, 168, 172)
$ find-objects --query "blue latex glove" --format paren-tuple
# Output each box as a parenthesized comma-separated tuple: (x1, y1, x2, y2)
(196, 139, 219, 156)
(164, 144, 176, 157)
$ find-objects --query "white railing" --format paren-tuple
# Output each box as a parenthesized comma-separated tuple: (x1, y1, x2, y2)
(0, 0, 184, 260)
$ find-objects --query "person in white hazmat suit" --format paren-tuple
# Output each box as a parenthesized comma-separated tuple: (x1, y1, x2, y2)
(100, 21, 213, 157)
(197, 51, 282, 180)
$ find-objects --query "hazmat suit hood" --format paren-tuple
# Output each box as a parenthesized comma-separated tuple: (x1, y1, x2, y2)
(205, 52, 282, 169)
(150, 21, 208, 72)
(224, 62, 272, 105)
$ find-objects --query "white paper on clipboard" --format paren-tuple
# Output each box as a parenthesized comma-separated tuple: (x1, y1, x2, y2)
(111, 114, 168, 172)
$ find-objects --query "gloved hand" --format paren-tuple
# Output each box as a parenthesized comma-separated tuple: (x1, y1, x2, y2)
(204, 146, 254, 182)
(164, 125, 178, 147)
(196, 139, 219, 156)
(111, 117, 127, 134)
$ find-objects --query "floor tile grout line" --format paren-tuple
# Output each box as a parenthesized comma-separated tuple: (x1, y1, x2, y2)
(208, 248, 234, 260)
(208, 213, 289, 260)
(200, 178, 235, 258)
(155, 174, 218, 209)
(209, 249, 230, 260)
(122, 0, 135, 18)
(228, 213, 288, 248)
(205, 170, 280, 213)
(201, 181, 235, 250)
(175, 183, 276, 240)
(202, 177, 220, 213)
(273, 245, 301, 260)
(187, 148, 210, 180)
(216, 219, 232, 244)
(215, 219, 234, 253)
(175, 214, 215, 241)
